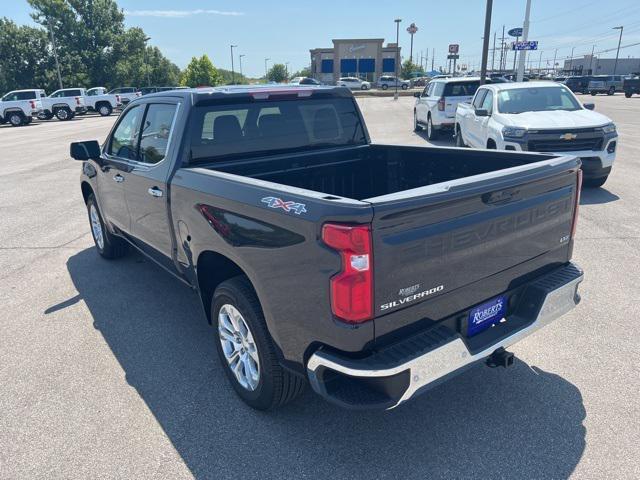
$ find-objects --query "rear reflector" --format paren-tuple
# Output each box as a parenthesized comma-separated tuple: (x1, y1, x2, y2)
(322, 223, 373, 323)
(571, 169, 582, 238)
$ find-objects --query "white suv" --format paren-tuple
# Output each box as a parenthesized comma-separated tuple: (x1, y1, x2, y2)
(414, 77, 481, 140)
(337, 77, 371, 90)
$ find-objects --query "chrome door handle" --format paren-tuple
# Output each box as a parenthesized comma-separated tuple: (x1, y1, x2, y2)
(148, 187, 163, 198)
(113, 174, 124, 183)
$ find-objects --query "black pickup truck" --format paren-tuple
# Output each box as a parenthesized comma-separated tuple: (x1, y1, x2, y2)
(71, 85, 584, 410)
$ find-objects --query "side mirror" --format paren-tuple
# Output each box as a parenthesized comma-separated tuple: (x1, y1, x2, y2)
(475, 108, 489, 117)
(413, 92, 421, 98)
(70, 140, 101, 160)
(583, 103, 595, 110)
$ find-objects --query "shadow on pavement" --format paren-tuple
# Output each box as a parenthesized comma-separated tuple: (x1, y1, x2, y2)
(415, 130, 455, 147)
(53, 248, 586, 480)
(580, 187, 620, 205)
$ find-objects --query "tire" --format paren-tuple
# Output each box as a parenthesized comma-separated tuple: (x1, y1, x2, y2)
(413, 111, 422, 132)
(624, 91, 632, 98)
(590, 91, 597, 96)
(97, 103, 112, 116)
(381, 84, 388, 90)
(583, 175, 608, 188)
(426, 115, 438, 141)
(55, 107, 72, 121)
(212, 276, 305, 410)
(607, 87, 615, 96)
(401, 84, 408, 90)
(455, 126, 466, 147)
(7, 111, 24, 127)
(0, 117, 6, 125)
(86, 194, 129, 259)
(25, 116, 32, 124)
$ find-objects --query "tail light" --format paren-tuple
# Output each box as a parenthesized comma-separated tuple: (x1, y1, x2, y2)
(29, 100, 36, 109)
(136, 92, 141, 97)
(437, 98, 445, 111)
(571, 169, 583, 238)
(75, 96, 81, 105)
(116, 94, 121, 103)
(322, 223, 373, 323)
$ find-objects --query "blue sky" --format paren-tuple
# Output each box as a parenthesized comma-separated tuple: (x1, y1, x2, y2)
(3, 0, 640, 77)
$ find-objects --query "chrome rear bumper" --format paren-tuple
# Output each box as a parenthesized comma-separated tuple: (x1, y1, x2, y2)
(307, 263, 583, 410)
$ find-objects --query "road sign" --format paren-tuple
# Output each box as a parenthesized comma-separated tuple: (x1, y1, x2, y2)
(447, 54, 459, 60)
(448, 44, 459, 54)
(512, 40, 538, 51)
(508, 27, 523, 37)
(406, 23, 418, 35)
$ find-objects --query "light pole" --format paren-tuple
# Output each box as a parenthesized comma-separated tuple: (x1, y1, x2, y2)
(516, 0, 531, 82)
(239, 54, 245, 78)
(230, 45, 237, 84)
(394, 18, 401, 100)
(589, 45, 595, 74)
(613, 26, 623, 75)
(144, 36, 151, 87)
(569, 46, 575, 73)
(285, 62, 290, 81)
(47, 18, 63, 89)
(406, 23, 418, 63)
(480, 0, 493, 84)
(264, 58, 270, 81)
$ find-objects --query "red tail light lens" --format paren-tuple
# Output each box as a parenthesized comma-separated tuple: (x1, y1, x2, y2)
(322, 223, 373, 323)
(437, 98, 445, 111)
(29, 100, 36, 109)
(571, 169, 582, 238)
(116, 94, 121, 103)
(75, 96, 81, 105)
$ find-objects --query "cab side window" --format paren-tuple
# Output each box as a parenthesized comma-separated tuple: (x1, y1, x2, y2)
(139, 104, 178, 164)
(481, 90, 493, 113)
(473, 89, 487, 108)
(109, 106, 143, 160)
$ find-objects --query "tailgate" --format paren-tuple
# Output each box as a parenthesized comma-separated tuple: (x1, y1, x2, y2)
(444, 96, 473, 118)
(367, 158, 580, 325)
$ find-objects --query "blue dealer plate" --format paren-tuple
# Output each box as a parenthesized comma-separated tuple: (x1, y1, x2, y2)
(467, 295, 507, 337)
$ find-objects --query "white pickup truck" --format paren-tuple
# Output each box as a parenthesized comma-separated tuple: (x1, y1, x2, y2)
(455, 81, 618, 187)
(85, 87, 121, 116)
(39, 88, 88, 121)
(0, 89, 44, 126)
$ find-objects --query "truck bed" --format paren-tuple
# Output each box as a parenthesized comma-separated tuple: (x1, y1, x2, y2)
(206, 144, 555, 201)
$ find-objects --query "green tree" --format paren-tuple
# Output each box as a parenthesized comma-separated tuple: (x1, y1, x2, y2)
(217, 68, 248, 85)
(180, 55, 222, 87)
(266, 63, 287, 83)
(289, 67, 312, 79)
(401, 60, 425, 80)
(0, 18, 54, 93)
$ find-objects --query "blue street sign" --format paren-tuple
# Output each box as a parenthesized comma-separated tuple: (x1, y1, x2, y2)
(512, 40, 538, 51)
(508, 27, 523, 37)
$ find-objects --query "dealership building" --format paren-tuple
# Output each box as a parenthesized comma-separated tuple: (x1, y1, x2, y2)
(310, 39, 401, 84)
(563, 55, 640, 75)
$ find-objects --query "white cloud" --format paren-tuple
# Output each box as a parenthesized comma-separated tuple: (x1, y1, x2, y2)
(123, 9, 243, 18)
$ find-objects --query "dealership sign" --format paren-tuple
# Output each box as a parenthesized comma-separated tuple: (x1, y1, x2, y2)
(512, 40, 538, 50)
(348, 45, 367, 53)
(406, 23, 418, 35)
(508, 27, 523, 37)
(448, 44, 459, 54)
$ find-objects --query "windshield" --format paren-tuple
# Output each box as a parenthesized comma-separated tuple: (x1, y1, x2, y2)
(497, 87, 581, 114)
(189, 97, 367, 162)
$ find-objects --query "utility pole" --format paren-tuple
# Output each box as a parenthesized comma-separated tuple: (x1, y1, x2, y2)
(394, 18, 401, 100)
(285, 62, 290, 80)
(538, 49, 542, 74)
(588, 45, 595, 74)
(47, 19, 63, 89)
(264, 58, 270, 80)
(230, 44, 237, 84)
(512, 35, 518, 73)
(239, 54, 245, 77)
(516, 0, 531, 82)
(613, 26, 623, 75)
(480, 0, 493, 84)
(498, 25, 506, 72)
(491, 31, 496, 73)
(431, 48, 435, 71)
(552, 48, 557, 75)
(569, 46, 575, 73)
(425, 49, 429, 71)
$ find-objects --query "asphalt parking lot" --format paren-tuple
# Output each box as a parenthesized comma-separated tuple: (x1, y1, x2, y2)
(1, 94, 639, 479)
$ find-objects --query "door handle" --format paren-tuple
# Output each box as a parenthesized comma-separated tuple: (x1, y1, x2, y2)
(113, 174, 124, 183)
(148, 187, 163, 198)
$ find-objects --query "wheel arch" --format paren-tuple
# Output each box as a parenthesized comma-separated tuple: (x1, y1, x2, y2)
(81, 181, 94, 204)
(487, 137, 497, 149)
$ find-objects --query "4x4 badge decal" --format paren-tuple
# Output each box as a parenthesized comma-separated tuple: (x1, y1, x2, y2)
(261, 196, 307, 215)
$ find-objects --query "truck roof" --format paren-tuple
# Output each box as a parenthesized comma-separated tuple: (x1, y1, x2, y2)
(483, 81, 567, 91)
(139, 84, 351, 103)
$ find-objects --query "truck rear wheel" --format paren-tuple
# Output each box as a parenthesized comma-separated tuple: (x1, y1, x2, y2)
(97, 103, 113, 116)
(55, 107, 72, 121)
(625, 91, 632, 98)
(426, 115, 438, 141)
(607, 87, 615, 95)
(583, 175, 608, 188)
(8, 111, 25, 127)
(86, 194, 129, 259)
(212, 276, 304, 410)
(455, 126, 466, 147)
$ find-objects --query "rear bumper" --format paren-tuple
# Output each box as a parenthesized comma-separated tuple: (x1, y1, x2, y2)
(307, 262, 583, 410)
